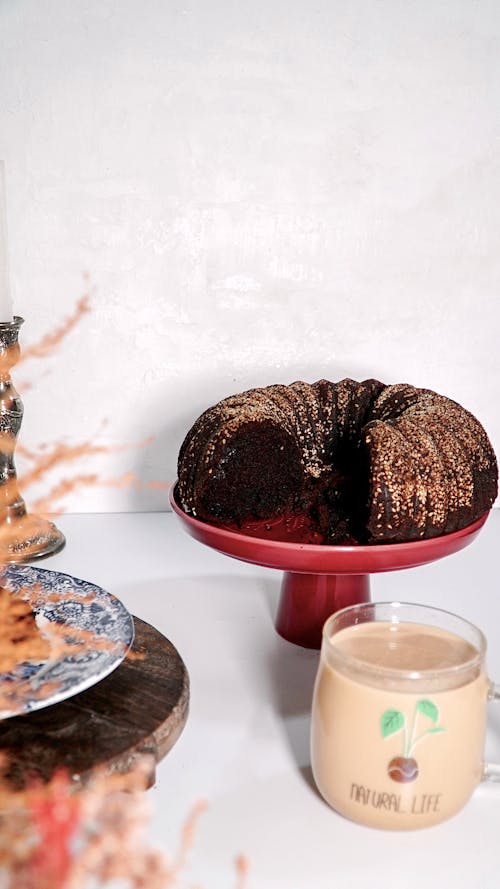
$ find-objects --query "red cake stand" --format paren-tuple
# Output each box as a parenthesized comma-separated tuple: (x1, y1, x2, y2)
(169, 486, 489, 650)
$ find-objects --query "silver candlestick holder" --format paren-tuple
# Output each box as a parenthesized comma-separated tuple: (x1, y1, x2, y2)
(0, 317, 65, 562)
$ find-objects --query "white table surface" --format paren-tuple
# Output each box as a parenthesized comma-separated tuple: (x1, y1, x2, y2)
(40, 509, 500, 889)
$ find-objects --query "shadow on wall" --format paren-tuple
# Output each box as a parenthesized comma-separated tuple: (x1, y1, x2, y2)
(127, 358, 386, 511)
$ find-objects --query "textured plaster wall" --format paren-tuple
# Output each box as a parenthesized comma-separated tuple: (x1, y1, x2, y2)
(0, 0, 499, 512)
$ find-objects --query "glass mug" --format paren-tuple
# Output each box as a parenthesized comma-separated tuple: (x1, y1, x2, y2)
(310, 602, 500, 830)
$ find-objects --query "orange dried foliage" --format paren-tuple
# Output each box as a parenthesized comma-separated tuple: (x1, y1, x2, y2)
(0, 586, 50, 672)
(0, 760, 250, 889)
(25, 769, 82, 889)
(169, 799, 208, 881)
(8, 286, 168, 521)
(0, 583, 129, 715)
(0, 293, 161, 690)
(235, 854, 251, 889)
(18, 442, 113, 491)
(15, 435, 169, 518)
(18, 294, 91, 365)
(0, 294, 249, 888)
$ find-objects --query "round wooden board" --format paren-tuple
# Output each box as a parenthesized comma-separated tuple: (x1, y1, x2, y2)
(0, 617, 189, 788)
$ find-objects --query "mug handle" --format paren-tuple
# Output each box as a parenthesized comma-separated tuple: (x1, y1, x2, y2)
(482, 683, 500, 782)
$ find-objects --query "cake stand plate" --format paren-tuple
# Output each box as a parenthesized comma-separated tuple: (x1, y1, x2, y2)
(0, 617, 189, 788)
(170, 486, 489, 649)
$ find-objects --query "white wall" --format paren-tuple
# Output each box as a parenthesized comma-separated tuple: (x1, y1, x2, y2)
(0, 0, 499, 512)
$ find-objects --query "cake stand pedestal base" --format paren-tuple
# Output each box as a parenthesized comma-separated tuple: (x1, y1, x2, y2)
(276, 572, 370, 649)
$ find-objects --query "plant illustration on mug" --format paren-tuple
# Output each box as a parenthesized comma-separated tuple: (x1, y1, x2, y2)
(381, 699, 446, 783)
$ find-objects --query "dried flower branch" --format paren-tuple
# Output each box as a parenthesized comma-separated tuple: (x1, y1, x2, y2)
(0, 586, 50, 673)
(0, 291, 166, 698)
(0, 293, 250, 889)
(235, 854, 251, 889)
(0, 760, 249, 889)
(0, 285, 170, 538)
(17, 294, 92, 365)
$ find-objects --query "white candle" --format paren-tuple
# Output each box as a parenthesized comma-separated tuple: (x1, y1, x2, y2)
(0, 162, 13, 323)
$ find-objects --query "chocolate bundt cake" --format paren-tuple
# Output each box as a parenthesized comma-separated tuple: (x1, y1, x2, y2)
(176, 379, 498, 544)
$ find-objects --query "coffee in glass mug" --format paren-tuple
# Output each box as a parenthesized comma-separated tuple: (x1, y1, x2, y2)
(310, 602, 500, 829)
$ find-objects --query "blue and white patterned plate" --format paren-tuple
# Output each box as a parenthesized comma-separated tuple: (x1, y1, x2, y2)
(0, 564, 134, 719)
